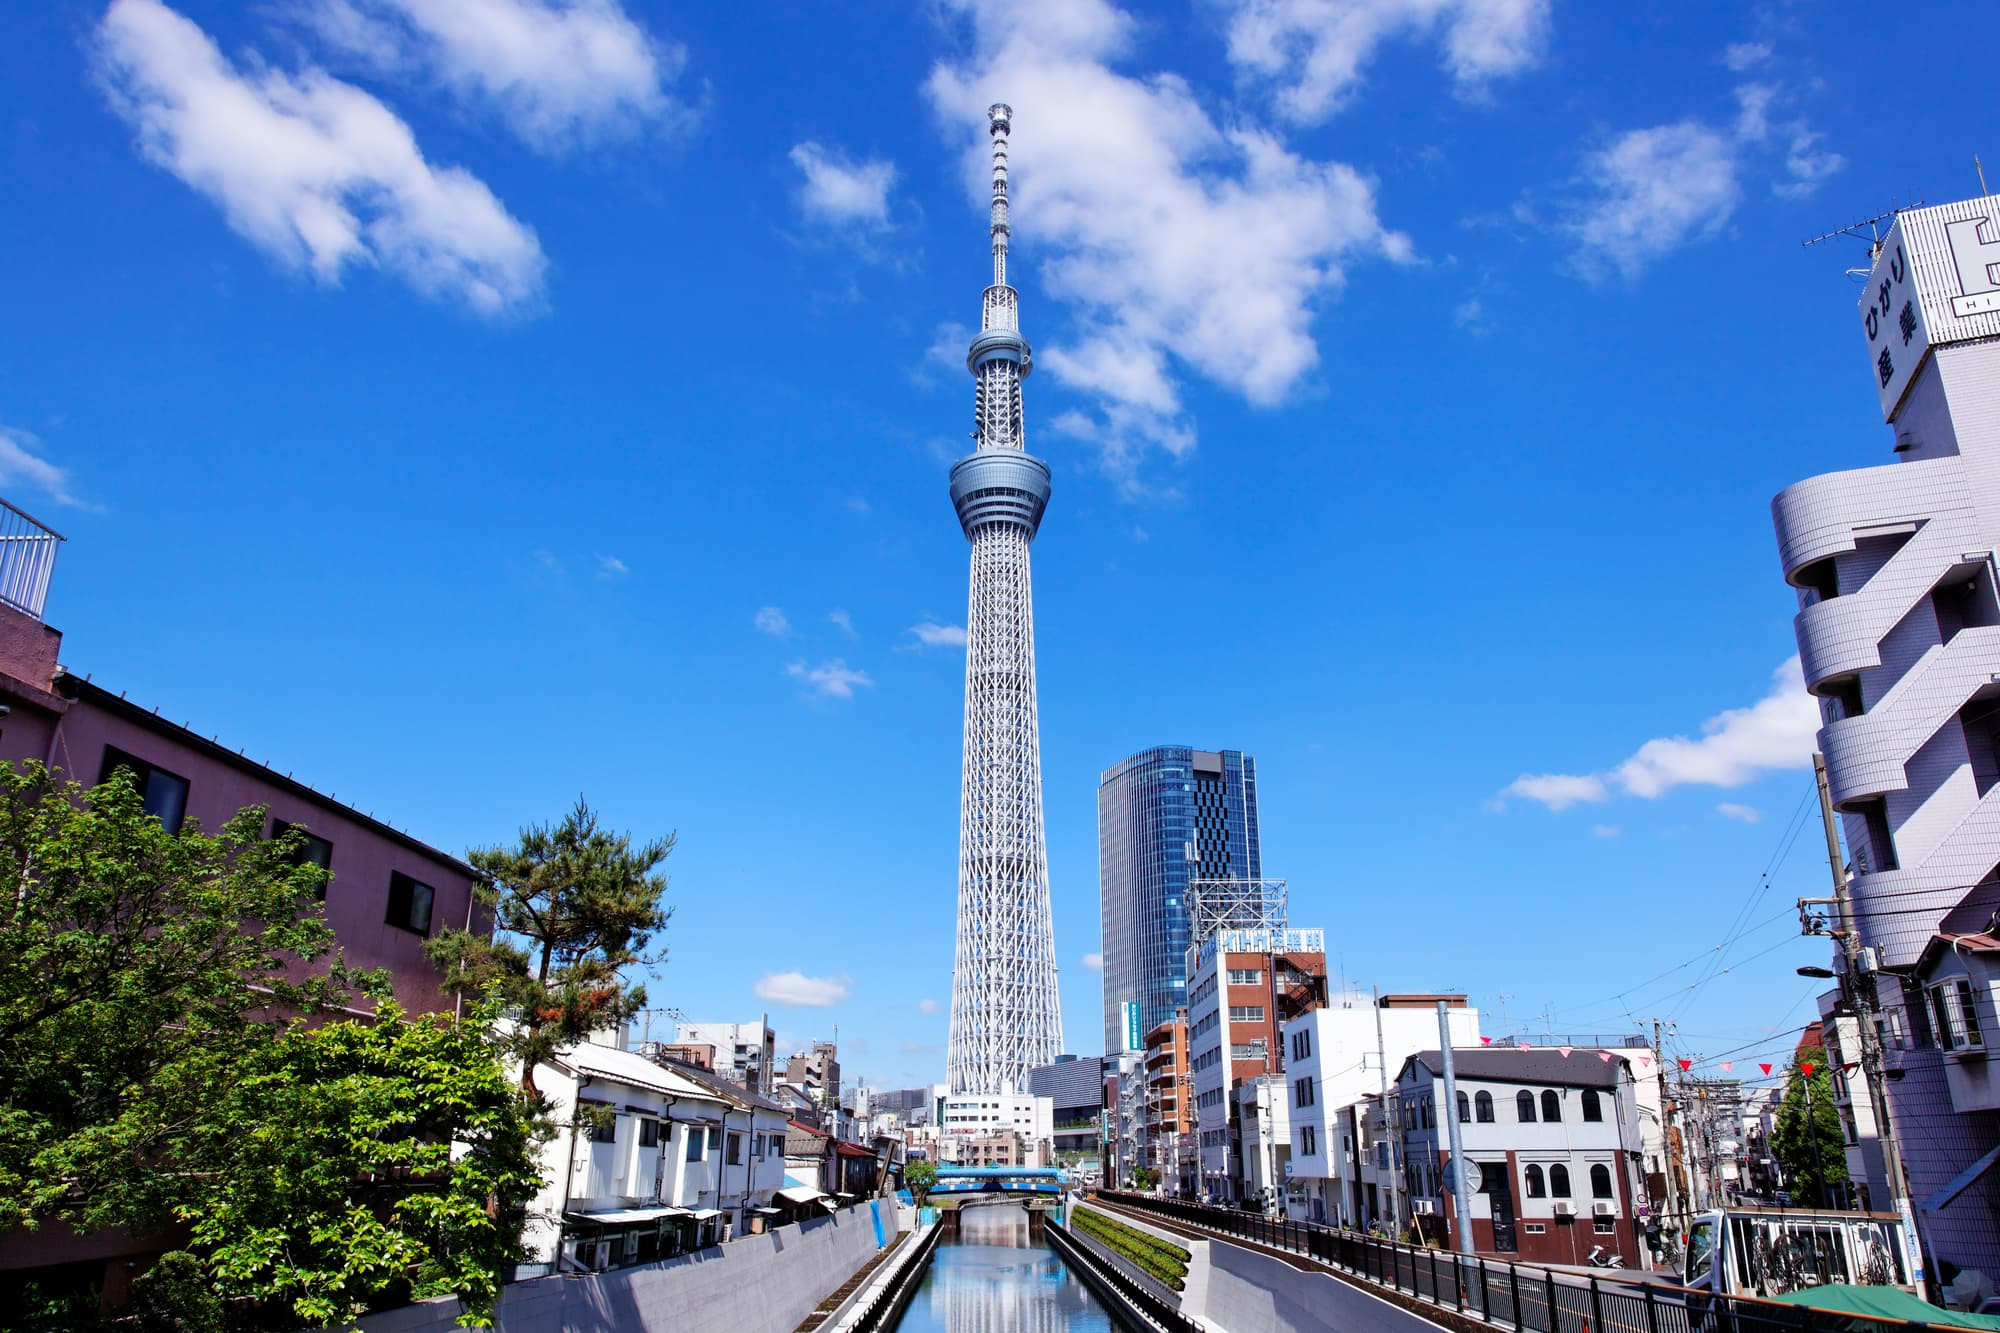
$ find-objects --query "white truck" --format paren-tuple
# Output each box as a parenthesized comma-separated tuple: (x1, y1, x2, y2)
(1681, 1205, 1915, 1298)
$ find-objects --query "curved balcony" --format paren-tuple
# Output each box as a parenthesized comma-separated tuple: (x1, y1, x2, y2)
(1849, 781, 2000, 968)
(1823, 625, 2000, 806)
(1773, 455, 1961, 583)
(1794, 513, 1978, 691)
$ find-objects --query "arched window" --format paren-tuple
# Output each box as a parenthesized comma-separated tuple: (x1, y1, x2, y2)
(1516, 1090, 1536, 1122)
(1542, 1090, 1562, 1122)
(1475, 1091, 1494, 1123)
(1581, 1089, 1603, 1122)
(1550, 1165, 1571, 1198)
(1524, 1164, 1545, 1198)
(1590, 1164, 1613, 1199)
(1421, 1099, 1433, 1128)
(1457, 1091, 1471, 1123)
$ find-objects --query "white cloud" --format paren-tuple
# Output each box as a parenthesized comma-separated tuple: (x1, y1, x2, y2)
(1452, 297, 1494, 336)
(97, 0, 544, 314)
(1717, 802, 1762, 823)
(789, 141, 897, 227)
(1723, 41, 1771, 71)
(596, 553, 628, 577)
(786, 658, 873, 699)
(1082, 952, 1103, 971)
(906, 621, 968, 649)
(1566, 121, 1738, 282)
(827, 608, 857, 638)
(1776, 131, 1846, 201)
(1591, 824, 1621, 839)
(754, 605, 790, 636)
(1498, 659, 1819, 812)
(1224, 0, 1550, 123)
(753, 971, 851, 1007)
(918, 997, 940, 1014)
(927, 0, 1410, 490)
(304, 0, 687, 151)
(0, 429, 93, 510)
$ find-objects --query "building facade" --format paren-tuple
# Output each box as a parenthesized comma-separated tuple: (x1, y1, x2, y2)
(672, 1020, 776, 1095)
(1098, 746, 1262, 1056)
(786, 1039, 841, 1107)
(1396, 1049, 1646, 1267)
(1142, 1011, 1193, 1192)
(1770, 193, 2000, 1282)
(1028, 1054, 1107, 1166)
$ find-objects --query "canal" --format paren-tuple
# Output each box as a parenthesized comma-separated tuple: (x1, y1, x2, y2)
(888, 1206, 1124, 1333)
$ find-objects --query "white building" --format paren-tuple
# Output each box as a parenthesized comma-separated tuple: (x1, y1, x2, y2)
(522, 1035, 790, 1274)
(940, 1090, 1053, 1155)
(673, 1019, 776, 1094)
(1771, 192, 2000, 1284)
(1281, 995, 1481, 1228)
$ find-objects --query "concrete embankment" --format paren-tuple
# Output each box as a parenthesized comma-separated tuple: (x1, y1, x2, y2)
(356, 1202, 897, 1333)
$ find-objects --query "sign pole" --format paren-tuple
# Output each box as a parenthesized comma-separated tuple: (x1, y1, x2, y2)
(1438, 1001, 1476, 1255)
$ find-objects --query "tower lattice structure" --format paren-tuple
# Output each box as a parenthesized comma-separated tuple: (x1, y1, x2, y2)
(946, 103, 1062, 1095)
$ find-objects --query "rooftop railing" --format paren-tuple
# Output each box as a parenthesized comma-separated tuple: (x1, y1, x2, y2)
(0, 498, 64, 621)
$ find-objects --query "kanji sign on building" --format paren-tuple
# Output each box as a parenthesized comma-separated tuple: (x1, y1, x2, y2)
(1862, 200, 2000, 422)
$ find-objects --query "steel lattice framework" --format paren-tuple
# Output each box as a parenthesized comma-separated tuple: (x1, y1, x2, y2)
(946, 104, 1062, 1095)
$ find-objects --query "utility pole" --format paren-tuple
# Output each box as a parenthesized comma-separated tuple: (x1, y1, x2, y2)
(1376, 986, 1400, 1234)
(1438, 1001, 1475, 1255)
(1813, 752, 1928, 1292)
(1654, 1019, 1683, 1231)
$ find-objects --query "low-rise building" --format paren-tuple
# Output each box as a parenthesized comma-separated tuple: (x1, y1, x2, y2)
(1396, 1048, 1646, 1267)
(674, 1019, 776, 1094)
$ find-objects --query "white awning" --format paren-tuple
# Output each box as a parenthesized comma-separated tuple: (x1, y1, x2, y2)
(566, 1206, 690, 1225)
(689, 1208, 723, 1221)
(778, 1186, 827, 1205)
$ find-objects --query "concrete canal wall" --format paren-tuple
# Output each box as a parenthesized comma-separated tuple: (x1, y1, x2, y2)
(1204, 1238, 1450, 1333)
(356, 1202, 896, 1333)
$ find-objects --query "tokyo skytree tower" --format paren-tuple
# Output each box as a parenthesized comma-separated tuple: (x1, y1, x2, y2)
(945, 103, 1062, 1094)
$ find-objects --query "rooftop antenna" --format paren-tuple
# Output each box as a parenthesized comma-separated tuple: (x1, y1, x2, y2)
(1801, 203, 1924, 280)
(1979, 155, 1990, 197)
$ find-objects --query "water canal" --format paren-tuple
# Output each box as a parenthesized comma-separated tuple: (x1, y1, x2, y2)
(887, 1206, 1123, 1333)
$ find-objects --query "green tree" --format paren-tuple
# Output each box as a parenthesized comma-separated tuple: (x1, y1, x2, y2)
(427, 798, 674, 1091)
(905, 1158, 938, 1207)
(1131, 1166, 1159, 1191)
(1771, 1055, 1849, 1206)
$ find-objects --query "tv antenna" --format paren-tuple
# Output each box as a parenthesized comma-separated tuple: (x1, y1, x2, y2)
(1801, 203, 1923, 280)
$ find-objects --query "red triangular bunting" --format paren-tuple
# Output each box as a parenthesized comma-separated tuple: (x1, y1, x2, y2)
(1517, 1042, 1532, 1051)
(1759, 1063, 1773, 1075)
(1599, 1052, 1614, 1063)
(1678, 1058, 1692, 1071)
(1720, 1062, 1733, 1072)
(1638, 1055, 1652, 1067)
(1481, 1037, 1492, 1045)
(1559, 1046, 1574, 1058)
(1800, 1062, 1815, 1077)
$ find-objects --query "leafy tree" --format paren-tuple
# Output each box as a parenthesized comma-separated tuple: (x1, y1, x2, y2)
(427, 798, 674, 1091)
(905, 1158, 938, 1207)
(190, 1001, 542, 1329)
(1772, 1055, 1849, 1206)
(1131, 1166, 1159, 1191)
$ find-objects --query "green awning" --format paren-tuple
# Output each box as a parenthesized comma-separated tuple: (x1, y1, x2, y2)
(1766, 1284, 2000, 1329)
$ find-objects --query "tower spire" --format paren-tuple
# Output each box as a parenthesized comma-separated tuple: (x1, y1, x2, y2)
(946, 104, 1062, 1096)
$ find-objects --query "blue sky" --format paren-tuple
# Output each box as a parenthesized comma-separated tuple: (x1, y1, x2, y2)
(3, 0, 1990, 1092)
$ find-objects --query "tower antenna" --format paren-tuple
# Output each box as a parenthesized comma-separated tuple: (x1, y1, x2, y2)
(1801, 203, 1924, 279)
(1979, 154, 1990, 197)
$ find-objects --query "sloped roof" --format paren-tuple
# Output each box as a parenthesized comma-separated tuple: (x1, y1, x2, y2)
(655, 1057, 788, 1113)
(558, 1041, 724, 1102)
(1401, 1048, 1624, 1088)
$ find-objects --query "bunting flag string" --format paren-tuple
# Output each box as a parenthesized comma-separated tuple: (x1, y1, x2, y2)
(1720, 1062, 1733, 1072)
(1481, 1037, 1493, 1045)
(1759, 1063, 1773, 1075)
(1559, 1045, 1574, 1058)
(1678, 1058, 1693, 1071)
(1800, 1062, 1816, 1077)
(1599, 1052, 1614, 1063)
(1516, 1042, 1532, 1052)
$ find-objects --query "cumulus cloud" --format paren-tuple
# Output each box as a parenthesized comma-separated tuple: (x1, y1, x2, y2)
(96, 0, 544, 314)
(786, 658, 873, 699)
(927, 0, 1410, 490)
(596, 553, 628, 577)
(1082, 952, 1104, 971)
(753, 971, 851, 1007)
(1224, 0, 1550, 123)
(1717, 802, 1762, 823)
(918, 997, 941, 1014)
(905, 620, 968, 649)
(754, 605, 790, 636)
(1497, 659, 1819, 812)
(1723, 41, 1771, 71)
(827, 608, 857, 638)
(302, 0, 687, 151)
(790, 141, 897, 227)
(0, 429, 93, 510)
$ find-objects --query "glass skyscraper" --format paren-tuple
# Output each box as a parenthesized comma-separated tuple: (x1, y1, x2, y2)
(1097, 747, 1262, 1057)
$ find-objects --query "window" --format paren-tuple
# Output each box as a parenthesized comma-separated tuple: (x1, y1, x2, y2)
(1524, 1223, 1546, 1235)
(685, 1127, 706, 1161)
(1581, 1089, 1603, 1122)
(1300, 1126, 1317, 1155)
(1930, 980, 1986, 1053)
(583, 1104, 617, 1143)
(1594, 1219, 1616, 1235)
(1228, 969, 1264, 986)
(1457, 1091, 1470, 1123)
(727, 1133, 743, 1166)
(1295, 1076, 1316, 1108)
(1524, 1165, 1545, 1198)
(638, 1119, 661, 1148)
(1230, 1040, 1267, 1060)
(1420, 1099, 1433, 1129)
(99, 746, 190, 834)
(1475, 1091, 1494, 1123)
(271, 820, 334, 896)
(1550, 1165, 1571, 1198)
(1293, 1028, 1312, 1060)
(1517, 1091, 1536, 1122)
(1541, 1090, 1562, 1122)
(1590, 1164, 1613, 1198)
(1228, 1006, 1266, 1023)
(385, 871, 436, 934)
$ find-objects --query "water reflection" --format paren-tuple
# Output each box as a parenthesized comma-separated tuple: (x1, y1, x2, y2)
(891, 1206, 1117, 1333)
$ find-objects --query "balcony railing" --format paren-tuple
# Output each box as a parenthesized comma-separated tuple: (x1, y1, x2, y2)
(0, 498, 64, 621)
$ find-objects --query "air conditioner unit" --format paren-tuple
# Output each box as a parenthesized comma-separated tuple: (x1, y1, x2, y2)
(1593, 1202, 1615, 1217)
(1553, 1201, 1577, 1217)
(1413, 1199, 1436, 1215)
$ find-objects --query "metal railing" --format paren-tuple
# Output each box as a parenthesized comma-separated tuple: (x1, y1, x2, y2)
(847, 1222, 942, 1333)
(0, 498, 64, 620)
(1096, 1193, 1946, 1333)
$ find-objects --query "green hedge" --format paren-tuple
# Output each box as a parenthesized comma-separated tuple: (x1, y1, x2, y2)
(1072, 1207, 1190, 1292)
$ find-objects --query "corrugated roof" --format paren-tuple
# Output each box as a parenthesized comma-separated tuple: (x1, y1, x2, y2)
(560, 1042, 726, 1101)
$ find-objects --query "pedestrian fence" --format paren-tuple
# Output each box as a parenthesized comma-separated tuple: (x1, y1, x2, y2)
(1096, 1193, 1947, 1333)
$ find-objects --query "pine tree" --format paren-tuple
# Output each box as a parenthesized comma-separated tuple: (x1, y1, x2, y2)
(427, 797, 674, 1092)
